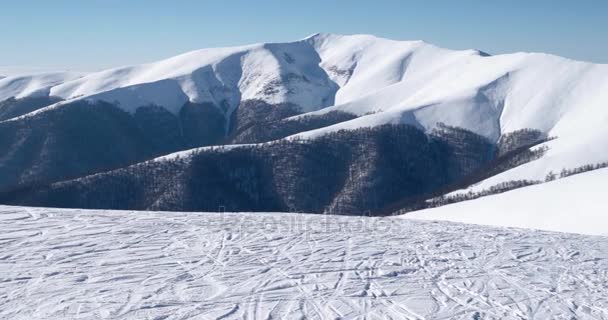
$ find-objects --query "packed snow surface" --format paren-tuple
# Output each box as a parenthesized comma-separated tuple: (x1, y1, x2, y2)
(1, 205, 607, 319)
(406, 167, 608, 236)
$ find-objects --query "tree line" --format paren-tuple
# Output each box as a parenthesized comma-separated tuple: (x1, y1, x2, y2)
(412, 160, 608, 211)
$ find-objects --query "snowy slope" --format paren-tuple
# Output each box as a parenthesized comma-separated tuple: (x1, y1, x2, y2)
(0, 41, 339, 117)
(446, 132, 608, 197)
(405, 167, 608, 236)
(0, 72, 84, 101)
(48, 42, 338, 114)
(1, 205, 607, 319)
(295, 35, 608, 141)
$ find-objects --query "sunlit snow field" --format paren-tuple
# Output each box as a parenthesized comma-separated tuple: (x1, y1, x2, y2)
(2, 206, 607, 319)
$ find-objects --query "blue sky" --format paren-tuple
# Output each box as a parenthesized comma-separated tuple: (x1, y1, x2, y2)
(1, 0, 606, 73)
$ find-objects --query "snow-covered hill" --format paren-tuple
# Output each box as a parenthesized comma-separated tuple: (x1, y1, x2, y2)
(0, 72, 84, 102)
(405, 167, 608, 236)
(1, 205, 607, 319)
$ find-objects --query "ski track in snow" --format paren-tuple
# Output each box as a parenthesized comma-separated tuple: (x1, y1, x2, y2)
(1, 205, 607, 320)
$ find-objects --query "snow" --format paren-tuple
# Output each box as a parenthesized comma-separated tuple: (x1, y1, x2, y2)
(0, 72, 84, 102)
(293, 36, 608, 144)
(85, 79, 190, 114)
(448, 130, 608, 197)
(1, 205, 607, 319)
(405, 168, 608, 236)
(25, 42, 337, 116)
(152, 143, 255, 162)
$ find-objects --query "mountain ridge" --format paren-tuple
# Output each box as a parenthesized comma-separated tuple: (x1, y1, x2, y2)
(3, 34, 606, 124)
(0, 34, 607, 213)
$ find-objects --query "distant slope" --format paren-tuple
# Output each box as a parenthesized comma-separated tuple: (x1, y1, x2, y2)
(2, 40, 339, 118)
(0, 72, 83, 102)
(405, 167, 608, 236)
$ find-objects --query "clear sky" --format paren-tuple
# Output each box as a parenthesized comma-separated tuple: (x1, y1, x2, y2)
(1, 0, 607, 74)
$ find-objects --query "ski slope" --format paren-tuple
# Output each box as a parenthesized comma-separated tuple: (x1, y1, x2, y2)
(406, 168, 608, 236)
(1, 205, 607, 319)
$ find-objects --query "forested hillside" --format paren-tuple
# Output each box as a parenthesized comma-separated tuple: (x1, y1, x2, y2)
(3, 123, 549, 214)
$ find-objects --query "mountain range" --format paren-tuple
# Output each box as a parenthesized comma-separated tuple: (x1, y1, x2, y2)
(1, 33, 607, 214)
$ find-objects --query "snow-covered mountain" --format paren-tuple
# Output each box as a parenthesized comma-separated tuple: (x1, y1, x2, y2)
(1, 37, 341, 117)
(1, 34, 607, 213)
(2, 33, 607, 134)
